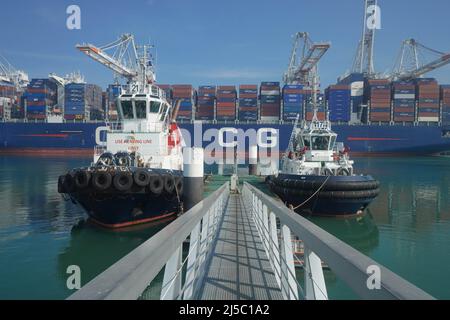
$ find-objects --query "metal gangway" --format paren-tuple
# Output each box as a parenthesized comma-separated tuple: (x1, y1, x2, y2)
(69, 181, 434, 300)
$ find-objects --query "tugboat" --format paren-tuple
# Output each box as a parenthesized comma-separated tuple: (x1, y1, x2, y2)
(58, 35, 184, 228)
(266, 115, 380, 217)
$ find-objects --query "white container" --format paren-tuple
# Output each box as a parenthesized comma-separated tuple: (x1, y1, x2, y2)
(418, 117, 439, 122)
(394, 94, 415, 100)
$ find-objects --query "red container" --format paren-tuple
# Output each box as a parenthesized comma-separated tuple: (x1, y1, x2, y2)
(394, 107, 415, 113)
(305, 112, 326, 121)
(394, 116, 415, 122)
(217, 85, 235, 91)
(217, 102, 236, 108)
(239, 85, 258, 90)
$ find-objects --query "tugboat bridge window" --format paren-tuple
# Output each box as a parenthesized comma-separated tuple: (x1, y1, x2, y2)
(311, 136, 330, 151)
(121, 100, 134, 119)
(159, 103, 168, 121)
(135, 100, 147, 119)
(150, 101, 161, 113)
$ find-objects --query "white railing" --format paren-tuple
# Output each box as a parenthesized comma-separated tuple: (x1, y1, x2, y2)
(242, 182, 434, 300)
(68, 183, 229, 300)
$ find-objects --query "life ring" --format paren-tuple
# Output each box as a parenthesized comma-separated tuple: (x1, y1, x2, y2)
(149, 173, 164, 195)
(75, 170, 91, 189)
(113, 172, 133, 192)
(337, 168, 350, 176)
(323, 168, 334, 176)
(92, 172, 112, 191)
(164, 174, 175, 194)
(133, 169, 151, 187)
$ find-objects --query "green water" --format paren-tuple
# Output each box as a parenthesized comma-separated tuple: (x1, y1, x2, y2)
(0, 156, 449, 299)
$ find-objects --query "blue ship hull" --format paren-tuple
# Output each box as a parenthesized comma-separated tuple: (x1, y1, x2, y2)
(0, 122, 449, 154)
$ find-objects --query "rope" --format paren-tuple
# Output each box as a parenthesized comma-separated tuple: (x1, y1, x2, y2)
(292, 175, 331, 210)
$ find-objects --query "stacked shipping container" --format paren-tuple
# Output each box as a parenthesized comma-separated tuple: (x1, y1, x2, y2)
(338, 73, 364, 114)
(416, 78, 440, 122)
(172, 85, 195, 121)
(157, 84, 172, 103)
(106, 84, 122, 121)
(304, 90, 326, 121)
(196, 86, 216, 120)
(64, 83, 103, 121)
(0, 82, 18, 120)
(260, 82, 280, 121)
(282, 85, 303, 121)
(239, 85, 258, 121)
(216, 86, 236, 121)
(441, 85, 450, 127)
(26, 79, 57, 120)
(366, 79, 391, 122)
(392, 81, 415, 122)
(326, 85, 351, 122)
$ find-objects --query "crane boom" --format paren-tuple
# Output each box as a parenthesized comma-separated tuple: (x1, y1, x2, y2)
(76, 43, 138, 80)
(390, 39, 450, 81)
(284, 32, 330, 85)
(76, 34, 155, 86)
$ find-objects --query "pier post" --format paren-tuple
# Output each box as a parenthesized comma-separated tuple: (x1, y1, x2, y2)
(183, 147, 204, 212)
(249, 145, 258, 176)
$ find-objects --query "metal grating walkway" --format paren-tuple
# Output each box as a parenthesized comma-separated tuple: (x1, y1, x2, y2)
(197, 193, 283, 300)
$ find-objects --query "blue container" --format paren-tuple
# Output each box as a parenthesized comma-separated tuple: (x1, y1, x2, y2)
(239, 111, 258, 121)
(261, 82, 280, 86)
(370, 107, 391, 113)
(239, 89, 258, 94)
(283, 84, 303, 90)
(419, 98, 439, 104)
(217, 97, 236, 103)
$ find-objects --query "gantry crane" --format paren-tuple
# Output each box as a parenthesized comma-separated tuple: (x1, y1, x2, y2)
(284, 32, 330, 123)
(390, 39, 450, 81)
(352, 0, 379, 77)
(0, 54, 29, 89)
(76, 34, 155, 92)
(284, 32, 330, 86)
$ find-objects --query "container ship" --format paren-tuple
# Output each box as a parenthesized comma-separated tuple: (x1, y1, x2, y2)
(1, 77, 450, 155)
(1, 0, 450, 156)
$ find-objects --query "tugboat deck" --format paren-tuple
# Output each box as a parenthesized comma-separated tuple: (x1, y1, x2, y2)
(197, 193, 283, 300)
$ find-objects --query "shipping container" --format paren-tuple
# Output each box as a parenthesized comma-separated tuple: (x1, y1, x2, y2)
(326, 85, 351, 122)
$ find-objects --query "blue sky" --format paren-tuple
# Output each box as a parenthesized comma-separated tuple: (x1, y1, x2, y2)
(1, 0, 450, 88)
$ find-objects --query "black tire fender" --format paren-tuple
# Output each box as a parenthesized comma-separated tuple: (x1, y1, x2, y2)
(92, 172, 112, 191)
(133, 169, 151, 187)
(58, 175, 66, 193)
(113, 172, 133, 192)
(75, 170, 91, 189)
(175, 176, 184, 196)
(64, 173, 76, 193)
(164, 174, 175, 194)
(149, 173, 164, 195)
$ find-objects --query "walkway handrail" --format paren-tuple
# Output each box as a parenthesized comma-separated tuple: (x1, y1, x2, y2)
(242, 182, 434, 300)
(68, 182, 230, 300)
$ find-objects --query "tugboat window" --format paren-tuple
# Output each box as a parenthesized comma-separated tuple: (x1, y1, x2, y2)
(330, 136, 337, 150)
(160, 104, 168, 121)
(312, 136, 329, 151)
(150, 101, 161, 113)
(135, 100, 147, 119)
(121, 101, 134, 119)
(303, 138, 311, 148)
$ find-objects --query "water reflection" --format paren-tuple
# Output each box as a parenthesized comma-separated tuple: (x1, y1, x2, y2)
(311, 212, 379, 254)
(57, 220, 169, 297)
